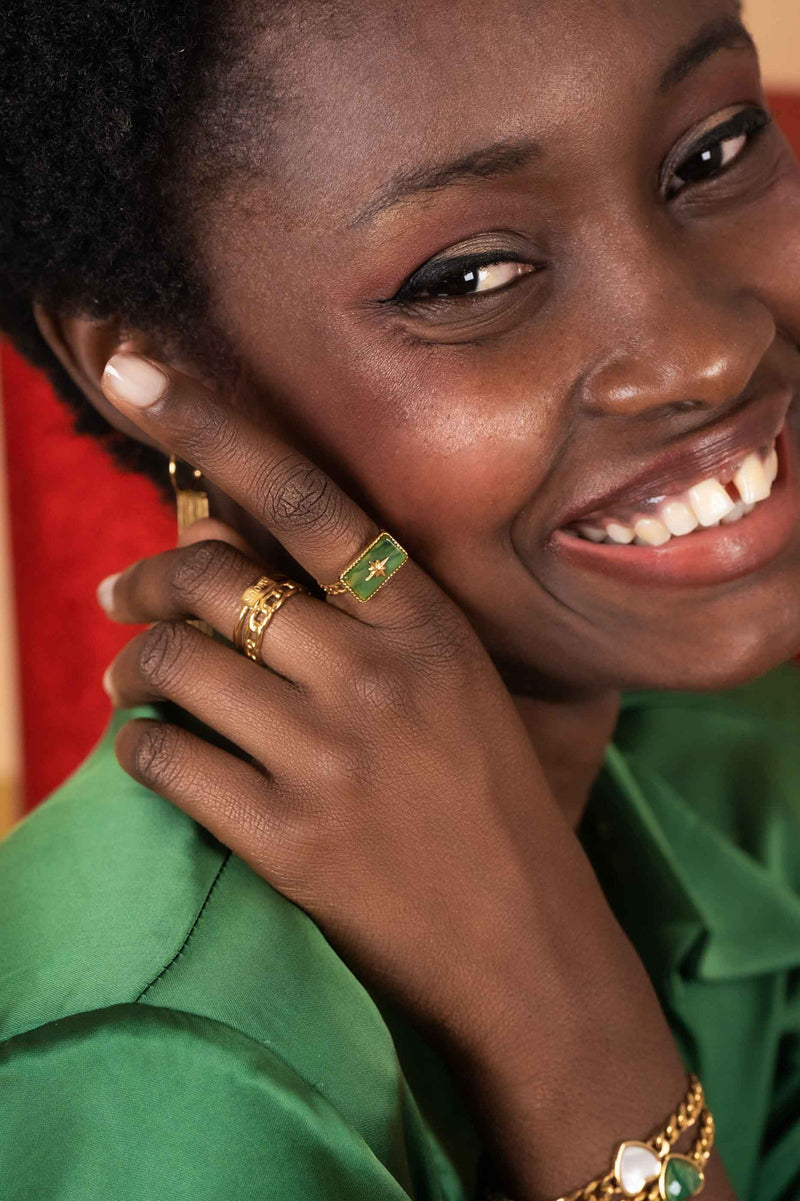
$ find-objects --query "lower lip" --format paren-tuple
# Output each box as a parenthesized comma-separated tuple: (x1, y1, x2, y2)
(549, 422, 800, 588)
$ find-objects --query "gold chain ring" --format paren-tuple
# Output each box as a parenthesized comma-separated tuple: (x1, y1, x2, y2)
(233, 575, 308, 662)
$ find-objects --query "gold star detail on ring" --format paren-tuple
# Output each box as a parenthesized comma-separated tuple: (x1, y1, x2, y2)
(364, 556, 390, 582)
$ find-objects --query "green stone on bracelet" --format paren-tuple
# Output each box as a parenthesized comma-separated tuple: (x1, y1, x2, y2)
(661, 1155, 704, 1200)
(340, 533, 408, 601)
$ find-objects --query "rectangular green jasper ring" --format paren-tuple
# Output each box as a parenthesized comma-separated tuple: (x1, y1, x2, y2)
(320, 532, 409, 602)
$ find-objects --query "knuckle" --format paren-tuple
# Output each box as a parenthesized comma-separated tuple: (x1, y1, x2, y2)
(136, 620, 194, 691)
(399, 603, 473, 668)
(255, 456, 349, 539)
(310, 736, 363, 793)
(126, 721, 184, 790)
(350, 661, 409, 718)
(234, 788, 296, 853)
(171, 539, 243, 609)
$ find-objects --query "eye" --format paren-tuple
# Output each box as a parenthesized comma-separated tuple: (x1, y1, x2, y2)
(664, 104, 772, 199)
(393, 250, 537, 305)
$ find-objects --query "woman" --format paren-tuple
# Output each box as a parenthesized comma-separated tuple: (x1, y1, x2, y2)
(1, 0, 798, 1198)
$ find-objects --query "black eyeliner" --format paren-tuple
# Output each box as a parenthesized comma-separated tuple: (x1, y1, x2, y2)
(394, 250, 525, 303)
(688, 106, 771, 159)
(663, 104, 772, 194)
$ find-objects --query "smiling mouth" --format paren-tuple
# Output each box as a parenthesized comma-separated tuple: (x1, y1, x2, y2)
(561, 438, 779, 546)
(548, 419, 800, 588)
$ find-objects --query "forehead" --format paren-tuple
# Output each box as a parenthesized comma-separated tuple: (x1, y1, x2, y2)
(237, 0, 742, 215)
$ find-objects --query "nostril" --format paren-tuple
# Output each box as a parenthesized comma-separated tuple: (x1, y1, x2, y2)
(638, 397, 711, 423)
(669, 400, 706, 414)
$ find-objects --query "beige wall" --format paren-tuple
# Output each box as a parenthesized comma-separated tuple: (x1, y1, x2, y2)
(747, 0, 800, 90)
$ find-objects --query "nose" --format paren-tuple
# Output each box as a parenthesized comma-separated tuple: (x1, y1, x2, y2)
(577, 232, 776, 420)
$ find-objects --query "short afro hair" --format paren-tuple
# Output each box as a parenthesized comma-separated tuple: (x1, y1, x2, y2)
(0, 0, 334, 488)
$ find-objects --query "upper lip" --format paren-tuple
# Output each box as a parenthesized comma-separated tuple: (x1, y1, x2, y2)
(552, 387, 793, 530)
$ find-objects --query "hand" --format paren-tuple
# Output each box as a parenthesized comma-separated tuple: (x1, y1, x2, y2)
(99, 353, 636, 1048)
(100, 354, 703, 1200)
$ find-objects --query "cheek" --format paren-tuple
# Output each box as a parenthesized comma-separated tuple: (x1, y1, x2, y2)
(293, 362, 562, 562)
(734, 165, 800, 332)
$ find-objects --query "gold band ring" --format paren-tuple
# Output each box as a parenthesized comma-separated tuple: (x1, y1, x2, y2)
(233, 575, 308, 662)
(318, 532, 409, 602)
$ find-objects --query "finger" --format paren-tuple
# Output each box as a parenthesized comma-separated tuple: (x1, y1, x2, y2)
(114, 719, 295, 884)
(100, 353, 423, 620)
(105, 620, 311, 766)
(99, 539, 353, 682)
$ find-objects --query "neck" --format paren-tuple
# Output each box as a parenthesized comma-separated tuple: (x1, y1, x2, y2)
(510, 685, 621, 829)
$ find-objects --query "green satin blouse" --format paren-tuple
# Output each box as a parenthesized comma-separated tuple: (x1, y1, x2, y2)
(1, 665, 799, 1200)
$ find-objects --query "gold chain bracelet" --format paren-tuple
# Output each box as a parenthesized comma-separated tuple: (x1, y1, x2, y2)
(558, 1075, 706, 1201)
(632, 1109, 715, 1201)
(481, 1074, 714, 1201)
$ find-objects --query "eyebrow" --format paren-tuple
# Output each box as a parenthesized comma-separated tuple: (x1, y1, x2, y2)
(350, 12, 757, 228)
(348, 137, 541, 228)
(656, 13, 755, 93)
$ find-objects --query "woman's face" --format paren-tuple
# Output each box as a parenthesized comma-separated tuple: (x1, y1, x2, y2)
(191, 0, 800, 693)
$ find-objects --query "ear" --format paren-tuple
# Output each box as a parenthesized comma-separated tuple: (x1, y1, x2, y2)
(32, 304, 182, 451)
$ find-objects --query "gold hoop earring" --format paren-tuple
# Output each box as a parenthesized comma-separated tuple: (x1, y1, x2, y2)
(168, 455, 214, 638)
(169, 455, 210, 535)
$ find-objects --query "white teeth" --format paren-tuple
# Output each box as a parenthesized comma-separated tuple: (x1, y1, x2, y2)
(721, 499, 746, 524)
(634, 517, 671, 546)
(577, 524, 607, 542)
(733, 453, 771, 504)
(606, 521, 635, 544)
(567, 436, 778, 545)
(688, 478, 736, 526)
(660, 501, 699, 537)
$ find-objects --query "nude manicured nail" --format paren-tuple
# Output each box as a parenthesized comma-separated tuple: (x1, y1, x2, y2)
(96, 572, 121, 613)
(102, 353, 168, 408)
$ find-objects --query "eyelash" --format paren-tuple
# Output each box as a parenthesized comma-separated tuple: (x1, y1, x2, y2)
(663, 103, 772, 198)
(391, 105, 773, 309)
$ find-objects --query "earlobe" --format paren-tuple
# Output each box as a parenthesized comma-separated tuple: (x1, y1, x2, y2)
(31, 302, 166, 449)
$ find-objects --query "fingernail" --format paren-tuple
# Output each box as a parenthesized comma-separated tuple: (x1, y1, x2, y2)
(97, 572, 121, 613)
(102, 664, 117, 703)
(102, 353, 168, 408)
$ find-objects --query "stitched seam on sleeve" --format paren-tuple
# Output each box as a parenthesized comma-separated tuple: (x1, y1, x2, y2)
(135, 850, 233, 1001)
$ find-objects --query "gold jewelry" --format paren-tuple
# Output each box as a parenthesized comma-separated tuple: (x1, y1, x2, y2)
(560, 1074, 711, 1201)
(169, 455, 210, 532)
(233, 574, 309, 662)
(169, 455, 213, 637)
(319, 532, 408, 602)
(481, 1074, 713, 1201)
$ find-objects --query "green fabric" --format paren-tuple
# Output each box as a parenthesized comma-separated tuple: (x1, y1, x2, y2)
(1, 667, 799, 1200)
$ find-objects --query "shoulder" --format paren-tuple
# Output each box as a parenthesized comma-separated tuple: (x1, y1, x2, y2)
(0, 706, 471, 1198)
(0, 1003, 421, 1200)
(0, 704, 227, 1039)
(0, 706, 400, 1127)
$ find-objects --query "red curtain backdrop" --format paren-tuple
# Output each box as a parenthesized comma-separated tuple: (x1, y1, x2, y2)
(767, 90, 800, 149)
(2, 346, 174, 810)
(4, 91, 800, 811)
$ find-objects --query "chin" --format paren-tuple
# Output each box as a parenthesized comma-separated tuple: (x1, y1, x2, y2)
(595, 558, 800, 695)
(486, 546, 800, 699)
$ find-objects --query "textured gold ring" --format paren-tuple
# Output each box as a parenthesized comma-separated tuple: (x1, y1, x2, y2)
(233, 574, 308, 662)
(318, 532, 409, 603)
